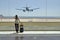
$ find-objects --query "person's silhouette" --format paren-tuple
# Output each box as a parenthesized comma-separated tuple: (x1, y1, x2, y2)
(15, 15, 20, 33)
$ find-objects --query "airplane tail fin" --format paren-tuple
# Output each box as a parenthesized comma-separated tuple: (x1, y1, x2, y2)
(22, 4, 30, 8)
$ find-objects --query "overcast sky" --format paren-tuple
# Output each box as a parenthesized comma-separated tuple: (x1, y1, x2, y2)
(0, 0, 60, 17)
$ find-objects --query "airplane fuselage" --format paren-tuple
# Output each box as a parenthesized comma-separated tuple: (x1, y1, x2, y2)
(26, 7, 29, 11)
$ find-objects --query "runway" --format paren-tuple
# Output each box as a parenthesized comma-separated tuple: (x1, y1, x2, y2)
(0, 31, 60, 40)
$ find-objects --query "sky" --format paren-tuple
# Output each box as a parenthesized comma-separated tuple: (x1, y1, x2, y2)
(0, 0, 60, 17)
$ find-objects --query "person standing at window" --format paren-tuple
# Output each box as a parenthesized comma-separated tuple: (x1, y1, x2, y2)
(15, 15, 20, 33)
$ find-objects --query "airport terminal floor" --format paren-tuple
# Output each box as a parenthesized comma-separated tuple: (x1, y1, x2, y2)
(0, 26, 60, 40)
(0, 31, 60, 40)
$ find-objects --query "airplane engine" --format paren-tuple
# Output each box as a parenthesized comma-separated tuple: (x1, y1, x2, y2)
(23, 10, 25, 12)
(30, 9, 33, 11)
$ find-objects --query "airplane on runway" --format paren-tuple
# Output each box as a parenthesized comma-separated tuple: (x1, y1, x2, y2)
(16, 6, 39, 12)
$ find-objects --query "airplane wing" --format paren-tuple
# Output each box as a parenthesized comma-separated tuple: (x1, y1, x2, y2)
(16, 9, 26, 12)
(16, 9, 24, 10)
(32, 8, 39, 10)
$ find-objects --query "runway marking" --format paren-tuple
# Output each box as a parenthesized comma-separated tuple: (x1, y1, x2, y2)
(0, 31, 60, 34)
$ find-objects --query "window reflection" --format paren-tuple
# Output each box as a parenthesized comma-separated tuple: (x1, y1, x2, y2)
(15, 35, 24, 40)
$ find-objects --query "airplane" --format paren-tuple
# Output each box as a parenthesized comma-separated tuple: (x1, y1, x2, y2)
(16, 6, 39, 12)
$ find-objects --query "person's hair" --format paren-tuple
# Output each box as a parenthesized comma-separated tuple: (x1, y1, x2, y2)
(15, 15, 18, 19)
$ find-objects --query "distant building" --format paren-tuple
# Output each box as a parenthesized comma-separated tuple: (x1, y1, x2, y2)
(0, 15, 3, 18)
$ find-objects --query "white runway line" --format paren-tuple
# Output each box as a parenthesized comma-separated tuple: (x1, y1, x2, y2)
(0, 31, 16, 34)
(0, 31, 60, 34)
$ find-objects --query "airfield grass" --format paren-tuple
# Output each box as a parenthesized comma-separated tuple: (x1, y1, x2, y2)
(0, 22, 60, 27)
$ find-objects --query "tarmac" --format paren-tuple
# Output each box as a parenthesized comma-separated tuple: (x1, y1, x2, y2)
(0, 26, 60, 31)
